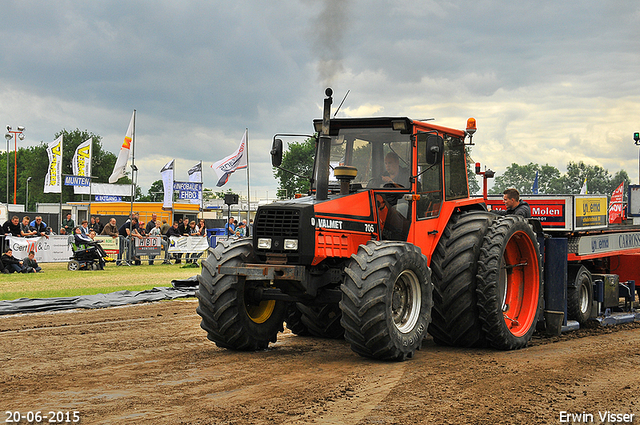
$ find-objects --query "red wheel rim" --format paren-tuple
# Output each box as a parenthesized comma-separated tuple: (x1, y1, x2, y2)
(499, 230, 540, 337)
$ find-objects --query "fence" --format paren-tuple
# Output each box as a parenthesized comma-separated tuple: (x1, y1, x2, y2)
(2, 234, 212, 265)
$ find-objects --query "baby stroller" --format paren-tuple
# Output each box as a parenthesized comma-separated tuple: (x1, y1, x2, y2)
(67, 235, 106, 271)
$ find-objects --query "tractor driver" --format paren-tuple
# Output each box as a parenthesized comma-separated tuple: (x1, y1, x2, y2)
(382, 152, 410, 188)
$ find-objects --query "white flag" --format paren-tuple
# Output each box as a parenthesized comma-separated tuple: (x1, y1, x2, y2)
(73, 138, 92, 194)
(161, 159, 174, 209)
(187, 161, 202, 204)
(211, 131, 247, 187)
(580, 178, 587, 195)
(109, 111, 135, 183)
(44, 135, 63, 194)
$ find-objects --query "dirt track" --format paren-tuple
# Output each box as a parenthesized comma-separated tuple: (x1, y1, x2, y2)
(1, 299, 639, 425)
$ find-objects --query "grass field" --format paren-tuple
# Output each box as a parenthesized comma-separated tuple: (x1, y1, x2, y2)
(0, 262, 201, 301)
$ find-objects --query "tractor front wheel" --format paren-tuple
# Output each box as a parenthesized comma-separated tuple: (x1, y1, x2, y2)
(340, 241, 433, 361)
(196, 239, 286, 351)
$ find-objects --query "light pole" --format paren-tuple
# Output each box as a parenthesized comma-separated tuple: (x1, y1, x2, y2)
(5, 125, 25, 204)
(635, 132, 640, 184)
(26, 176, 32, 211)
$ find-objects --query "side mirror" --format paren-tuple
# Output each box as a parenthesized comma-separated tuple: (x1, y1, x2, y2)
(271, 138, 283, 167)
(417, 133, 444, 165)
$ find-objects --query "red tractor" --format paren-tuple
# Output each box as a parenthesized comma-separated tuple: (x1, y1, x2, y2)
(196, 88, 542, 360)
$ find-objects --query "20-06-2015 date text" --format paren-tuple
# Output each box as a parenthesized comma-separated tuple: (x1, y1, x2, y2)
(5, 411, 80, 423)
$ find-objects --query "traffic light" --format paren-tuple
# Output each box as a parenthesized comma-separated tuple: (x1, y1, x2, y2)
(634, 132, 640, 144)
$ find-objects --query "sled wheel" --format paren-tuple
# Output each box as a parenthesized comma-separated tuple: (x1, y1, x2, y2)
(567, 265, 593, 324)
(67, 260, 80, 271)
(196, 239, 286, 351)
(477, 216, 542, 350)
(341, 240, 433, 361)
(429, 211, 496, 347)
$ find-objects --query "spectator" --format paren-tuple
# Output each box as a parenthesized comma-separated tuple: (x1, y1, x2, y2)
(74, 228, 108, 269)
(145, 213, 158, 234)
(166, 221, 182, 264)
(62, 213, 74, 234)
(0, 255, 8, 273)
(197, 219, 207, 237)
(242, 219, 250, 237)
(178, 218, 188, 235)
(24, 251, 42, 273)
(138, 221, 146, 236)
(186, 220, 200, 264)
(225, 217, 235, 236)
(3, 216, 21, 236)
(80, 220, 90, 235)
(160, 219, 170, 235)
(235, 222, 247, 237)
(94, 216, 104, 234)
(20, 216, 37, 238)
(59, 228, 67, 235)
(101, 218, 119, 238)
(32, 216, 50, 238)
(89, 216, 97, 232)
(2, 249, 25, 273)
(118, 218, 143, 265)
(148, 221, 170, 265)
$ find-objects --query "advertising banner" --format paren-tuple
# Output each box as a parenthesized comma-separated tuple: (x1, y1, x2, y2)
(44, 136, 63, 194)
(72, 138, 92, 194)
(94, 236, 120, 255)
(133, 237, 162, 256)
(64, 175, 91, 187)
(574, 196, 607, 229)
(174, 181, 202, 202)
(95, 195, 123, 202)
(485, 197, 570, 230)
(168, 236, 209, 253)
(7, 236, 73, 263)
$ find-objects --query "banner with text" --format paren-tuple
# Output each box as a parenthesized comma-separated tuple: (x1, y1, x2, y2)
(168, 236, 208, 253)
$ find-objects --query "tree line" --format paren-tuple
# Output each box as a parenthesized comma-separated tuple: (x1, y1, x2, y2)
(273, 139, 630, 199)
(487, 161, 630, 197)
(0, 129, 137, 210)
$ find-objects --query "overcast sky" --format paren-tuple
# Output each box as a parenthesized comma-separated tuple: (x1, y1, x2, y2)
(1, 0, 639, 200)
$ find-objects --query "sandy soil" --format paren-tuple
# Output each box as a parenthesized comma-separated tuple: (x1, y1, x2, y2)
(1, 299, 639, 425)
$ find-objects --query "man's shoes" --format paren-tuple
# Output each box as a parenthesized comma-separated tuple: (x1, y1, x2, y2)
(1, 269, 9, 274)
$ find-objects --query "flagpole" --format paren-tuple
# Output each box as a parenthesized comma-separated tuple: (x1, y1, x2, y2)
(245, 128, 251, 224)
(128, 110, 136, 264)
(199, 160, 203, 219)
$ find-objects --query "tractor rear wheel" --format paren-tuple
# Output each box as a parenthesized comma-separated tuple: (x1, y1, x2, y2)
(476, 216, 542, 350)
(196, 239, 286, 350)
(340, 241, 433, 361)
(285, 303, 311, 336)
(429, 211, 495, 347)
(567, 265, 593, 324)
(296, 303, 344, 339)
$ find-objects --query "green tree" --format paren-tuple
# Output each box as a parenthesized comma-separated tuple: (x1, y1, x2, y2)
(558, 161, 611, 194)
(139, 179, 164, 202)
(274, 138, 315, 198)
(490, 163, 543, 194)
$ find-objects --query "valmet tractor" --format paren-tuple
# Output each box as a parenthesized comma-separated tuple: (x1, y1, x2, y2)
(196, 88, 543, 360)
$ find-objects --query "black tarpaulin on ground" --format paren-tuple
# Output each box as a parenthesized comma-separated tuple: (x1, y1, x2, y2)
(0, 276, 200, 316)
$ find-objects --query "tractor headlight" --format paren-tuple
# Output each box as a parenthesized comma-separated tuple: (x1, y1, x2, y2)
(257, 238, 272, 249)
(284, 239, 298, 250)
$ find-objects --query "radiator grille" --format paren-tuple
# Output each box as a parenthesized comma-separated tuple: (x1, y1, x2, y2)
(255, 209, 300, 238)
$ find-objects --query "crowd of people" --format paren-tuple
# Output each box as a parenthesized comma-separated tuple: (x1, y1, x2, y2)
(225, 216, 253, 237)
(0, 212, 216, 271)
